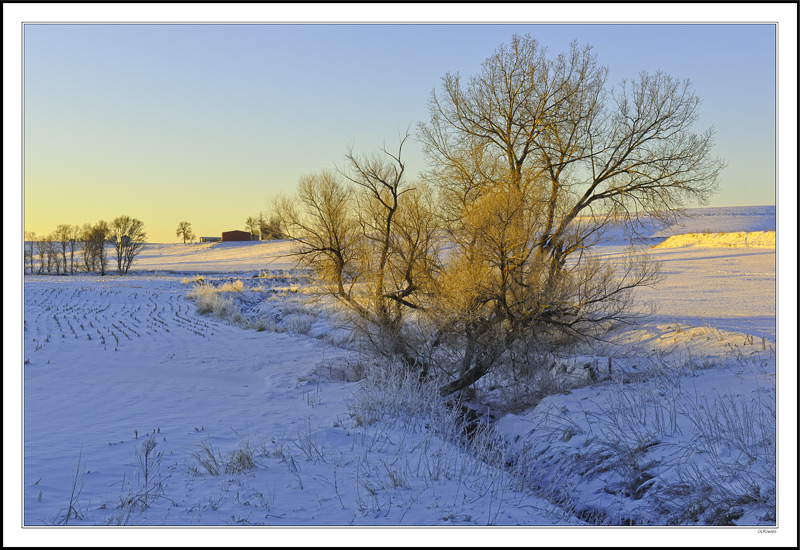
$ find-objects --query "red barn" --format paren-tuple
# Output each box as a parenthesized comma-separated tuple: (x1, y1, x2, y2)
(221, 230, 254, 242)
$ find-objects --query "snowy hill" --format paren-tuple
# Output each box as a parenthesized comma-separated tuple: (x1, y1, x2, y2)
(133, 240, 299, 273)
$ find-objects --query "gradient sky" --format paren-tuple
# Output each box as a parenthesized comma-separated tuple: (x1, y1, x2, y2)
(23, 23, 776, 243)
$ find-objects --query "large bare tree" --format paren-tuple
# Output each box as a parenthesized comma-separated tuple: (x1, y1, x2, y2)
(109, 216, 146, 275)
(280, 35, 722, 398)
(417, 34, 723, 395)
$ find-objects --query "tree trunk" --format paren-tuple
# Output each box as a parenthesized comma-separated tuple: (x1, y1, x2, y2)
(438, 345, 501, 397)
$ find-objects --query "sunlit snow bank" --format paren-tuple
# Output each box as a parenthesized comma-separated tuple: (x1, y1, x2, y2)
(654, 230, 776, 249)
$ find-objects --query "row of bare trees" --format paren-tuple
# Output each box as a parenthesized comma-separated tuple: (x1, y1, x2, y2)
(25, 216, 146, 276)
(277, 35, 723, 397)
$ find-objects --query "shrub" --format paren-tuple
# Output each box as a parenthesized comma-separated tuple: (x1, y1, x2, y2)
(190, 437, 223, 476)
(189, 436, 257, 476)
(181, 275, 205, 285)
(187, 283, 244, 323)
(218, 279, 244, 293)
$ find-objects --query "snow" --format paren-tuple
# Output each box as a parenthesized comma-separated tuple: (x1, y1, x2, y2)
(654, 230, 775, 249)
(12, 206, 794, 547)
(651, 205, 776, 236)
(602, 245, 776, 340)
(133, 240, 300, 273)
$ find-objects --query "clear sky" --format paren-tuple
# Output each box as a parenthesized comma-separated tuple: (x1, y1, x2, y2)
(22, 22, 777, 243)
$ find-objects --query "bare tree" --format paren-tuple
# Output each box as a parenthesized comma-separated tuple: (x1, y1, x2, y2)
(280, 35, 722, 399)
(109, 216, 146, 275)
(43, 226, 80, 274)
(36, 234, 59, 273)
(339, 133, 440, 361)
(245, 216, 259, 239)
(421, 35, 722, 260)
(46, 233, 63, 274)
(93, 221, 110, 275)
(176, 221, 194, 244)
(277, 170, 360, 301)
(278, 132, 440, 364)
(80, 221, 110, 274)
(256, 213, 266, 241)
(258, 211, 284, 240)
(53, 224, 72, 274)
(416, 34, 722, 395)
(80, 223, 95, 272)
(34, 235, 48, 274)
(66, 225, 81, 273)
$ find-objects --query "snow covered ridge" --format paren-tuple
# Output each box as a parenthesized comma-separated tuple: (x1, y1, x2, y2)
(654, 230, 776, 249)
(653, 205, 775, 236)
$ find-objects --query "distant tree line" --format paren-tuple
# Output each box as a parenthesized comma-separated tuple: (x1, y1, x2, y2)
(24, 215, 146, 276)
(245, 212, 284, 241)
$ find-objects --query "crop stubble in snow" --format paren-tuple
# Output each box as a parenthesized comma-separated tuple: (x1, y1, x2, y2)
(23, 274, 566, 526)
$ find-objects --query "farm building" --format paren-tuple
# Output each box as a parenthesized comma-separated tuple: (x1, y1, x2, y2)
(221, 230, 256, 242)
(199, 237, 221, 243)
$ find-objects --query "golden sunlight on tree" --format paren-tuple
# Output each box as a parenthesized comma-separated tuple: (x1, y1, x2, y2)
(280, 34, 723, 397)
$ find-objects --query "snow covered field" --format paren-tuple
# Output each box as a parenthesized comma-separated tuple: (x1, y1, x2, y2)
(13, 206, 795, 546)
